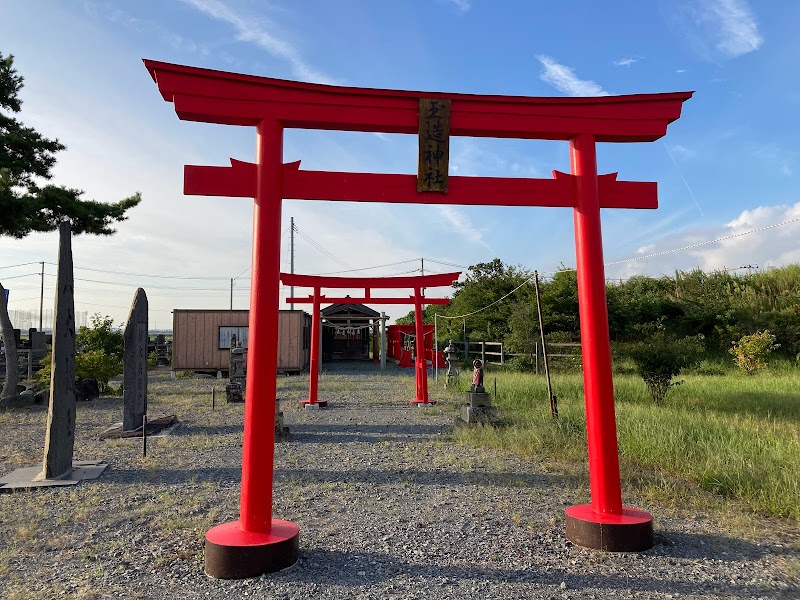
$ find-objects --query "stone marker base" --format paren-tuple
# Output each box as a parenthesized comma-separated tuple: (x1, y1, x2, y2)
(565, 504, 653, 552)
(205, 519, 300, 579)
(98, 415, 178, 440)
(456, 391, 500, 425)
(0, 460, 108, 492)
(299, 400, 328, 410)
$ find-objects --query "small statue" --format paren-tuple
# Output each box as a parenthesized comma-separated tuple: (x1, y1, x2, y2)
(470, 358, 485, 393)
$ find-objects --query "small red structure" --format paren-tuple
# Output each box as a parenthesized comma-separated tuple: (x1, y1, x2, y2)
(282, 272, 458, 408)
(145, 58, 691, 577)
(386, 324, 437, 366)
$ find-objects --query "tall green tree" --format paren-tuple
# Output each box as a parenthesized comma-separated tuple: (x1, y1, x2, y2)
(0, 52, 141, 397)
(442, 258, 531, 342)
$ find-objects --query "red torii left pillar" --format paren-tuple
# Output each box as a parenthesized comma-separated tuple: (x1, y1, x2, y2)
(281, 272, 458, 407)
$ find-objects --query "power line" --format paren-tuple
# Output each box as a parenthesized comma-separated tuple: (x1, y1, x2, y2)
(311, 259, 421, 276)
(0, 262, 41, 270)
(44, 262, 230, 281)
(0, 272, 39, 280)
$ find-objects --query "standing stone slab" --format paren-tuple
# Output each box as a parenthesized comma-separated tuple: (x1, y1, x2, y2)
(39, 222, 76, 480)
(123, 288, 148, 431)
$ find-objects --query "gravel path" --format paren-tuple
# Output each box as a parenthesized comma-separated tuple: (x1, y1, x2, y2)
(0, 362, 797, 599)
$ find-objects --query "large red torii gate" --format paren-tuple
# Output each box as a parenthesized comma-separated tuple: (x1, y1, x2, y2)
(145, 58, 691, 578)
(281, 271, 460, 407)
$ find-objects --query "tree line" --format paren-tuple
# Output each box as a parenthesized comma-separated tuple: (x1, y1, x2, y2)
(398, 258, 800, 361)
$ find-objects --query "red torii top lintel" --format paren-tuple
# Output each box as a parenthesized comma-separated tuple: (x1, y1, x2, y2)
(144, 59, 692, 142)
(280, 271, 459, 306)
(280, 271, 460, 290)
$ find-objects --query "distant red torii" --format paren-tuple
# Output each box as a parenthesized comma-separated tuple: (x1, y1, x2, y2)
(145, 58, 691, 577)
(281, 271, 461, 409)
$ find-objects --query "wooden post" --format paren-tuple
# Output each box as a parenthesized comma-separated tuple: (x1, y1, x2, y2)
(481, 341, 485, 366)
(500, 342, 504, 365)
(534, 271, 556, 418)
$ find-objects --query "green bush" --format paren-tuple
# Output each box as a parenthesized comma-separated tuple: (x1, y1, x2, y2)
(147, 351, 158, 369)
(76, 350, 122, 392)
(36, 313, 125, 391)
(729, 330, 779, 375)
(622, 325, 704, 405)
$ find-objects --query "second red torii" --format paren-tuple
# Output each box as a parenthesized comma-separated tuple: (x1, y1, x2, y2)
(281, 271, 460, 407)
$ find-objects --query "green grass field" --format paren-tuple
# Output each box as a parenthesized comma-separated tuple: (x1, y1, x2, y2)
(447, 363, 800, 520)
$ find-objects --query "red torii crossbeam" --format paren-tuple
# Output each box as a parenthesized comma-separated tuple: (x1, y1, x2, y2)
(281, 272, 459, 408)
(145, 58, 691, 577)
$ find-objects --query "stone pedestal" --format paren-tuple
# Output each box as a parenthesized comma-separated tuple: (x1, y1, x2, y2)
(275, 398, 289, 442)
(457, 391, 500, 426)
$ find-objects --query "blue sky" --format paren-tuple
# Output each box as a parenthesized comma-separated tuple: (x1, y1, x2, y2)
(2, 0, 799, 328)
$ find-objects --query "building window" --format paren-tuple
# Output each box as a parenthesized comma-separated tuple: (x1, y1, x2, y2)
(219, 326, 248, 349)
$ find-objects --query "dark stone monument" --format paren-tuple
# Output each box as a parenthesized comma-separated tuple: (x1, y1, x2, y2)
(39, 222, 77, 480)
(225, 382, 244, 403)
(123, 288, 148, 431)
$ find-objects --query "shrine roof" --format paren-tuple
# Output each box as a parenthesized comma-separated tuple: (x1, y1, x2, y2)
(321, 303, 380, 319)
(144, 59, 693, 142)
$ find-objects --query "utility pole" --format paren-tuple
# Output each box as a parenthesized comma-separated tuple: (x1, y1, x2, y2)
(290, 217, 295, 307)
(230, 278, 234, 311)
(39, 261, 44, 331)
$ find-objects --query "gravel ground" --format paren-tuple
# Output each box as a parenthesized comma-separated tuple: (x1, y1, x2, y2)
(0, 362, 797, 599)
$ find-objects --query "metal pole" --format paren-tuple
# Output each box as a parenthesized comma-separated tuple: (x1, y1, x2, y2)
(380, 311, 387, 372)
(212, 387, 216, 410)
(289, 217, 295, 307)
(230, 278, 233, 311)
(39, 261, 44, 331)
(534, 271, 556, 418)
(434, 313, 438, 383)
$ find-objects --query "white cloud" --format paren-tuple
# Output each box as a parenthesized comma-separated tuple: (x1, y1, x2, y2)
(613, 57, 640, 67)
(443, 0, 471, 12)
(436, 206, 491, 251)
(536, 55, 609, 97)
(701, 0, 762, 57)
(179, 0, 336, 83)
(674, 0, 762, 60)
(606, 202, 800, 279)
(676, 68, 688, 73)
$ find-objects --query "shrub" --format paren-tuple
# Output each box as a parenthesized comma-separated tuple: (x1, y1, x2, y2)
(622, 327, 704, 405)
(147, 351, 158, 369)
(36, 314, 125, 391)
(729, 330, 779, 375)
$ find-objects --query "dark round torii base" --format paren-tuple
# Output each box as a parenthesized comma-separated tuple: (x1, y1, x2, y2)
(565, 504, 653, 552)
(204, 520, 300, 579)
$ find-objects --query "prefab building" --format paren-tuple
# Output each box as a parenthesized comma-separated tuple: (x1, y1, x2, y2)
(172, 309, 311, 373)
